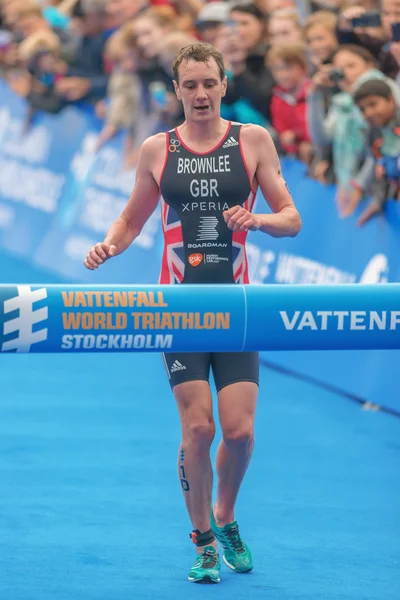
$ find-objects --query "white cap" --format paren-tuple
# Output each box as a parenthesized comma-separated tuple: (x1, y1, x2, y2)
(197, 2, 230, 24)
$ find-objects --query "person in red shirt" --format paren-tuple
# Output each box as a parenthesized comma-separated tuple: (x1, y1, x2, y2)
(266, 43, 313, 164)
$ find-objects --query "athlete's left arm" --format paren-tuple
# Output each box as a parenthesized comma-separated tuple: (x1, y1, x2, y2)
(223, 126, 302, 238)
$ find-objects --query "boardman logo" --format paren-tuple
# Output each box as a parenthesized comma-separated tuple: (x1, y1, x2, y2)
(1, 286, 48, 353)
(196, 216, 219, 241)
(223, 136, 239, 148)
(188, 253, 203, 267)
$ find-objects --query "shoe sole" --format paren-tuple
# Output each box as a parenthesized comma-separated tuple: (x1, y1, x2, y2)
(222, 554, 253, 573)
(188, 575, 220, 584)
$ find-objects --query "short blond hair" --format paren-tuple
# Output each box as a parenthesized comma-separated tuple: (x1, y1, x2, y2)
(19, 30, 61, 62)
(305, 10, 338, 33)
(267, 43, 308, 69)
(270, 8, 302, 27)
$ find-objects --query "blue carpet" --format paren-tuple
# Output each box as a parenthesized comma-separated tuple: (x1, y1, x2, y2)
(0, 252, 399, 600)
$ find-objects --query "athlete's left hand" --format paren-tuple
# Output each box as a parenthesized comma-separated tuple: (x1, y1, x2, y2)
(223, 206, 260, 232)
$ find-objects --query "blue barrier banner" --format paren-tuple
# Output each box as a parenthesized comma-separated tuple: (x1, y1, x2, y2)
(247, 160, 400, 286)
(1, 284, 400, 353)
(0, 82, 85, 259)
(33, 125, 164, 284)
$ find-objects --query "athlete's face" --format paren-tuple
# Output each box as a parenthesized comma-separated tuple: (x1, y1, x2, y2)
(174, 58, 227, 121)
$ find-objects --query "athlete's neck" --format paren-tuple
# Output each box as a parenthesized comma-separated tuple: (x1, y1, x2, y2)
(178, 118, 229, 149)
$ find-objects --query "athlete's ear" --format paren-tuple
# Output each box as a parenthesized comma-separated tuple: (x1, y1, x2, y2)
(173, 80, 182, 101)
(221, 76, 228, 98)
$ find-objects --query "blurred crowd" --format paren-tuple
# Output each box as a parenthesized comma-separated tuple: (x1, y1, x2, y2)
(1, 0, 400, 225)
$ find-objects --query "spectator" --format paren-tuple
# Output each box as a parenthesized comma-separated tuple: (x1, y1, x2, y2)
(132, 7, 175, 63)
(266, 43, 313, 163)
(305, 9, 339, 68)
(55, 0, 111, 104)
(336, 1, 398, 78)
(267, 10, 305, 47)
(95, 22, 141, 152)
(3, 1, 75, 98)
(157, 30, 198, 78)
(18, 29, 68, 113)
(9, 0, 76, 56)
(304, 10, 340, 182)
(196, 2, 230, 47)
(217, 3, 274, 123)
(132, 7, 182, 130)
(308, 44, 400, 215)
(350, 78, 400, 225)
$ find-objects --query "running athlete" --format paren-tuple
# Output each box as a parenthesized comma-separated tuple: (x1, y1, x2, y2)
(84, 42, 302, 584)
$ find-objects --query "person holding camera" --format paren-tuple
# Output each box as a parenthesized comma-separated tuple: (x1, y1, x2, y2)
(307, 44, 400, 216)
(336, 3, 399, 78)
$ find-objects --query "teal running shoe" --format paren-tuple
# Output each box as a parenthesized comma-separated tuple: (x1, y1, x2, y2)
(211, 510, 253, 573)
(188, 546, 221, 584)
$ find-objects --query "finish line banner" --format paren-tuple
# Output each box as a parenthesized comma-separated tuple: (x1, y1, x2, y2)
(1, 284, 400, 354)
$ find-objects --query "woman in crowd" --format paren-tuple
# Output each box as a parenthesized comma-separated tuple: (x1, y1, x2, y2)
(308, 43, 400, 215)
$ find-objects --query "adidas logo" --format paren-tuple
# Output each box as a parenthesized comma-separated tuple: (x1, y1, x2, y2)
(170, 360, 186, 373)
(223, 136, 239, 148)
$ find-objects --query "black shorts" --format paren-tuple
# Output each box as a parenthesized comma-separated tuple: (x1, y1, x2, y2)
(162, 352, 259, 392)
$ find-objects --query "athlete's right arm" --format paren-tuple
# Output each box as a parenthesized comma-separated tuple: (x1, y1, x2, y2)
(84, 134, 164, 270)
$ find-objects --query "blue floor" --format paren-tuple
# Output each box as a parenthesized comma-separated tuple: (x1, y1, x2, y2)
(1, 253, 399, 600)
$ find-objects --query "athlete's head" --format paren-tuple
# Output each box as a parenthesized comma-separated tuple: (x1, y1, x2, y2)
(172, 42, 227, 122)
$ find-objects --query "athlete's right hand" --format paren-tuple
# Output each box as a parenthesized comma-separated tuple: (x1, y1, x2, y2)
(84, 243, 117, 270)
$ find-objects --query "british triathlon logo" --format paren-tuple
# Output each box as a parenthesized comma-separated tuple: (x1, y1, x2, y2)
(188, 253, 203, 267)
(169, 139, 181, 153)
(1, 286, 48, 353)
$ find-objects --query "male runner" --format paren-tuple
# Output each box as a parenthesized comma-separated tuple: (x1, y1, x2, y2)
(84, 42, 302, 584)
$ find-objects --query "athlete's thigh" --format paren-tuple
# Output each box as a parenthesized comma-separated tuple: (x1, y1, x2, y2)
(162, 352, 212, 389)
(210, 351, 260, 393)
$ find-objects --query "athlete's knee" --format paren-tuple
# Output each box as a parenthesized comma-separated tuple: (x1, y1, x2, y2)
(183, 420, 216, 449)
(174, 380, 215, 449)
(222, 422, 254, 449)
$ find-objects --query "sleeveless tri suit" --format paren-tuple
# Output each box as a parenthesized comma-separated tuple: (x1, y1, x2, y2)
(159, 122, 259, 391)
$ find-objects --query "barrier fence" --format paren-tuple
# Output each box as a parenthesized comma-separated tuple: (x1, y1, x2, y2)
(1, 283, 400, 354)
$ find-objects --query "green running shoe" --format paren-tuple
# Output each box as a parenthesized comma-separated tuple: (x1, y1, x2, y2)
(211, 510, 253, 573)
(188, 546, 221, 584)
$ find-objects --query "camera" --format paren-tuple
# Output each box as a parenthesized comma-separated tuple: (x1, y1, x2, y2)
(351, 11, 381, 28)
(392, 22, 400, 42)
(328, 67, 345, 83)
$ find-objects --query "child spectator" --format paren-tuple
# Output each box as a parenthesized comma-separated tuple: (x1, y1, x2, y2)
(351, 79, 400, 225)
(266, 43, 313, 163)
